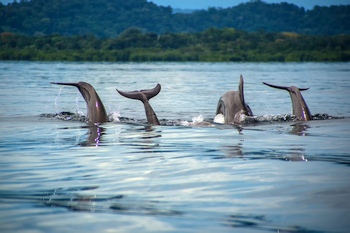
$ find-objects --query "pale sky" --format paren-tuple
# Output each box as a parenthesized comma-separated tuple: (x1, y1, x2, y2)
(1, 0, 349, 9)
(148, 0, 350, 10)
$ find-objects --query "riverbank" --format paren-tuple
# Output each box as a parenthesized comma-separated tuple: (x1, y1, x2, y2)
(1, 29, 349, 62)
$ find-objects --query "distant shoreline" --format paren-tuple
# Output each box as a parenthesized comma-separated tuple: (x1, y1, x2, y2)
(1, 29, 349, 62)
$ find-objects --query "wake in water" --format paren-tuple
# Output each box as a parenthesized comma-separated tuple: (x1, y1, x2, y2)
(40, 111, 346, 126)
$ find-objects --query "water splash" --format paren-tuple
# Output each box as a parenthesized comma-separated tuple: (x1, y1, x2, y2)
(213, 113, 225, 124)
(180, 115, 215, 126)
(54, 87, 63, 114)
(109, 111, 121, 122)
(75, 93, 85, 116)
(41, 111, 347, 126)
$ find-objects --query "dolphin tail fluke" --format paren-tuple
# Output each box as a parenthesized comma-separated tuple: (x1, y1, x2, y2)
(298, 87, 310, 91)
(50, 82, 80, 87)
(262, 82, 310, 92)
(51, 81, 108, 124)
(239, 75, 253, 116)
(238, 75, 245, 104)
(262, 82, 290, 90)
(116, 84, 161, 125)
(116, 90, 145, 101)
(116, 84, 161, 102)
(140, 83, 161, 100)
(262, 81, 312, 121)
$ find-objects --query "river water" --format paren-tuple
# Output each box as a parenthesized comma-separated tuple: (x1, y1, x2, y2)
(0, 61, 349, 233)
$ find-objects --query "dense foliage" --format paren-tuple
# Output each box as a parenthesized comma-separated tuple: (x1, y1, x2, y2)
(0, 0, 349, 37)
(1, 28, 349, 62)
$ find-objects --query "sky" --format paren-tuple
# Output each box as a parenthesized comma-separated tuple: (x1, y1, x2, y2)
(148, 0, 350, 10)
(0, 0, 349, 9)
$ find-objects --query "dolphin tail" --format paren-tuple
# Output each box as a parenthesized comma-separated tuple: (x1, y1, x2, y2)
(140, 83, 161, 100)
(262, 82, 290, 90)
(262, 82, 310, 91)
(116, 84, 161, 125)
(116, 83, 161, 102)
(50, 82, 80, 87)
(238, 75, 245, 104)
(263, 82, 312, 121)
(51, 81, 108, 124)
(298, 87, 310, 91)
(239, 75, 253, 116)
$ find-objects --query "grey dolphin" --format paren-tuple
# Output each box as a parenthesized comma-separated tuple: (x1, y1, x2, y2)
(50, 82, 108, 124)
(215, 75, 253, 124)
(116, 84, 161, 125)
(262, 82, 312, 121)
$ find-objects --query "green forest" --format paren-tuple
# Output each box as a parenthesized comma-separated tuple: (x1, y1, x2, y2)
(2, 28, 349, 62)
(0, 0, 349, 62)
(1, 0, 349, 37)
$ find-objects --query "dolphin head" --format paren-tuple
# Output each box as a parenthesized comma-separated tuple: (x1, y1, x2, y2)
(51, 82, 108, 124)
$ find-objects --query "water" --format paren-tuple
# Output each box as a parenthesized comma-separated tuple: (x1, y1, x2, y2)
(0, 61, 349, 233)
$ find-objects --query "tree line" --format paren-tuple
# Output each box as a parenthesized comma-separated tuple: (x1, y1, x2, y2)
(1, 28, 349, 62)
(0, 0, 349, 37)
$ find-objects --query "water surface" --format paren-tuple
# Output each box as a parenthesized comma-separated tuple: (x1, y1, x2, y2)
(0, 62, 349, 233)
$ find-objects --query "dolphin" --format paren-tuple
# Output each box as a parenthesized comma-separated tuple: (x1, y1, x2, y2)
(116, 84, 161, 125)
(50, 82, 108, 124)
(262, 82, 312, 121)
(215, 75, 253, 124)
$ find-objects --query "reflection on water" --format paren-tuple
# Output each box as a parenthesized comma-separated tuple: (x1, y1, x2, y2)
(0, 187, 181, 216)
(119, 125, 162, 153)
(220, 142, 243, 158)
(290, 122, 310, 136)
(82, 125, 105, 147)
(0, 62, 350, 233)
(225, 214, 321, 233)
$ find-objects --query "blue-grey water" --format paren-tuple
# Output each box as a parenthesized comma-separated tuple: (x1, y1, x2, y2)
(0, 61, 349, 233)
